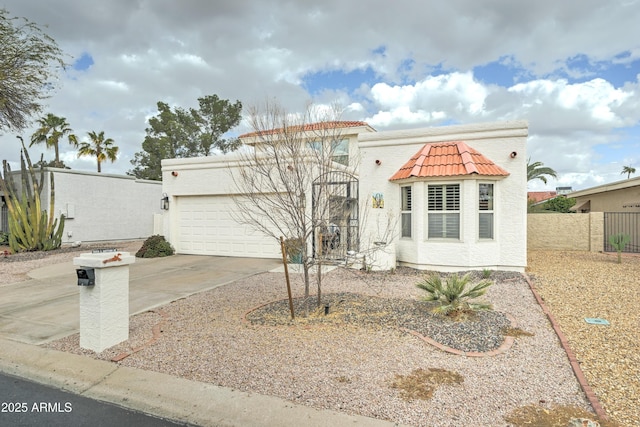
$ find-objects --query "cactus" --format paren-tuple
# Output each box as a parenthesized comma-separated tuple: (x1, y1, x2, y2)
(0, 137, 65, 252)
(609, 233, 631, 264)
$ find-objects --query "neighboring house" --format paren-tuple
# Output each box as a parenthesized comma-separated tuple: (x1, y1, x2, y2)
(160, 120, 528, 272)
(1, 168, 162, 243)
(568, 177, 640, 253)
(527, 191, 557, 206)
(528, 191, 557, 203)
(569, 176, 640, 213)
(527, 187, 573, 210)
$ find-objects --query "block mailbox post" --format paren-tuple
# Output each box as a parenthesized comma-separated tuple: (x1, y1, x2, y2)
(73, 251, 135, 352)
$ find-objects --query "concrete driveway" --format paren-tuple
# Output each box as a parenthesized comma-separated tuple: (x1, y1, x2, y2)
(0, 254, 280, 345)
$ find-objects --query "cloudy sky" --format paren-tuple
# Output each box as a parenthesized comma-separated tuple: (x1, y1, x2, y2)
(2, 0, 640, 191)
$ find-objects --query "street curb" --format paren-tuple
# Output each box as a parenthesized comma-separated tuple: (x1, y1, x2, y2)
(523, 273, 609, 421)
(0, 338, 405, 427)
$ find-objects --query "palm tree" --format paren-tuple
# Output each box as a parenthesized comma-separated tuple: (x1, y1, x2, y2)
(621, 165, 636, 179)
(77, 131, 119, 173)
(30, 113, 77, 167)
(527, 158, 558, 184)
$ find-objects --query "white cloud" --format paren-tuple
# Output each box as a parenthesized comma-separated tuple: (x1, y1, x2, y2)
(172, 53, 208, 67)
(98, 80, 129, 91)
(365, 72, 489, 127)
(509, 78, 631, 127)
(2, 0, 640, 191)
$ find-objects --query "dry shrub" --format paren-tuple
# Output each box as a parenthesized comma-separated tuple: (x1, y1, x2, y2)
(502, 327, 535, 337)
(504, 404, 622, 427)
(390, 368, 463, 401)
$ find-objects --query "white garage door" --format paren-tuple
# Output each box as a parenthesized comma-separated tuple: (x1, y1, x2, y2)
(176, 196, 281, 258)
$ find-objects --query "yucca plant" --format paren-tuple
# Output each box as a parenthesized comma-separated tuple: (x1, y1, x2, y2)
(416, 273, 493, 316)
(0, 138, 65, 252)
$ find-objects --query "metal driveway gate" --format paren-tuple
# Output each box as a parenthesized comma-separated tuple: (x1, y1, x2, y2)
(604, 212, 640, 253)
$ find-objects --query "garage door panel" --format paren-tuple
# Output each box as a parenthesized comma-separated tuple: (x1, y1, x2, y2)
(177, 196, 280, 258)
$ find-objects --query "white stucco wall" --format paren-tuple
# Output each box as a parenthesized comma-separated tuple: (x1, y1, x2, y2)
(162, 153, 243, 197)
(161, 153, 321, 256)
(358, 120, 528, 272)
(160, 121, 527, 270)
(41, 169, 162, 243)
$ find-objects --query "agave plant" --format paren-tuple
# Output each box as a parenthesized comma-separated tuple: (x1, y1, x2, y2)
(416, 273, 493, 315)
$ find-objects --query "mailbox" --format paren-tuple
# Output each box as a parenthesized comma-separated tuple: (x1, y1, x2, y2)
(76, 268, 95, 286)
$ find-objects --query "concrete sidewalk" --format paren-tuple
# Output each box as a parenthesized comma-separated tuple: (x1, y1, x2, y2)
(0, 254, 404, 426)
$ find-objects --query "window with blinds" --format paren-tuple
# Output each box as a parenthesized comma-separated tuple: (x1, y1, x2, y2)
(427, 184, 460, 239)
(401, 186, 412, 238)
(479, 183, 494, 239)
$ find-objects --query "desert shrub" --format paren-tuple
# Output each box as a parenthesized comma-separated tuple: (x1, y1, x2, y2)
(416, 273, 493, 316)
(609, 233, 630, 264)
(135, 235, 174, 258)
(0, 231, 9, 245)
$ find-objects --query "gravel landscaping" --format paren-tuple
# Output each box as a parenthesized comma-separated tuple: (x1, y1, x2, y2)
(5, 244, 631, 425)
(527, 250, 640, 427)
(246, 289, 514, 353)
(38, 260, 593, 426)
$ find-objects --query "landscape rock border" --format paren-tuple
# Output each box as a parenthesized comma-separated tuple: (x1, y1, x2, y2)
(524, 273, 608, 421)
(398, 312, 517, 357)
(244, 296, 517, 357)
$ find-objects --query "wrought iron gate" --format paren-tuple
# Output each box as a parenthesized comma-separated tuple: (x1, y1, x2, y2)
(604, 212, 640, 253)
(312, 171, 359, 261)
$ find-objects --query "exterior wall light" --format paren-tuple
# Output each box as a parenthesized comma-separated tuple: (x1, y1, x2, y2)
(510, 151, 517, 158)
(161, 193, 169, 210)
(171, 171, 179, 177)
(375, 159, 382, 165)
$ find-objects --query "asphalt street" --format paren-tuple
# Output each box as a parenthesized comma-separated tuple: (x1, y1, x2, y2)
(0, 372, 191, 427)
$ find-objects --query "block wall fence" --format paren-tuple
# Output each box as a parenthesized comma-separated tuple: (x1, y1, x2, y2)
(527, 212, 604, 252)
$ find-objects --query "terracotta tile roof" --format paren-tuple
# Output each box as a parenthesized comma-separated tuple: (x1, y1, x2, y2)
(239, 121, 372, 139)
(389, 141, 510, 181)
(527, 191, 558, 203)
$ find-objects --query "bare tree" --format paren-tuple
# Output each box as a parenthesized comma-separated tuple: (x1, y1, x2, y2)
(231, 100, 358, 306)
(0, 9, 66, 133)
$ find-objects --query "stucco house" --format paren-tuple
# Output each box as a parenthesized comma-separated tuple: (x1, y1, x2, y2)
(160, 120, 528, 272)
(568, 177, 640, 253)
(569, 176, 640, 213)
(1, 168, 163, 244)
